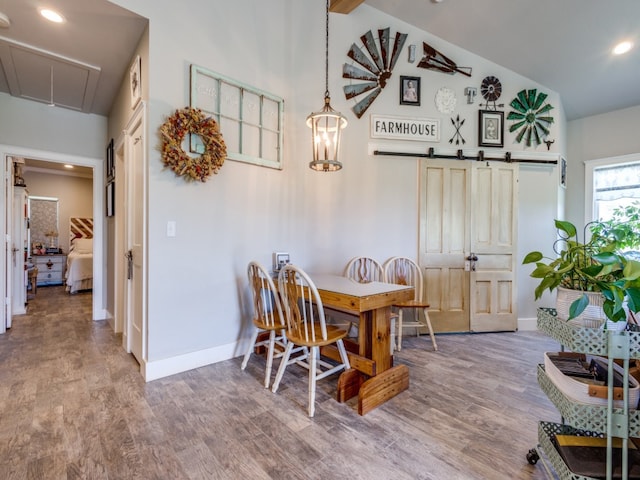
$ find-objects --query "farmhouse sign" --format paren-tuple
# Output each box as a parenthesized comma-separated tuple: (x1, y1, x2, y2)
(370, 114, 440, 142)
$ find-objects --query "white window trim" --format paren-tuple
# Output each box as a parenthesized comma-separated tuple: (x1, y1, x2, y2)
(584, 152, 640, 226)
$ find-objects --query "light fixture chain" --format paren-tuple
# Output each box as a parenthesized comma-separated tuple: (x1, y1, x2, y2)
(324, 0, 329, 98)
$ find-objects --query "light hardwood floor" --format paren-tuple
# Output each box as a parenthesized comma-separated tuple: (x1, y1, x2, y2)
(0, 286, 561, 479)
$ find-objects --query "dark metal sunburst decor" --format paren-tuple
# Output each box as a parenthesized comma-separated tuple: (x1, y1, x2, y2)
(479, 76, 503, 110)
(507, 89, 554, 147)
(342, 27, 408, 119)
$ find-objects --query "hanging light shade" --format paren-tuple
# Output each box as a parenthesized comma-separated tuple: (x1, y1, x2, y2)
(306, 0, 347, 172)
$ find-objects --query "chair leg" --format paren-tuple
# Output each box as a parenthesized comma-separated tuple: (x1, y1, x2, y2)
(423, 308, 437, 351)
(397, 309, 404, 351)
(241, 328, 260, 370)
(263, 329, 277, 388)
(336, 339, 351, 370)
(308, 346, 318, 417)
(271, 341, 294, 393)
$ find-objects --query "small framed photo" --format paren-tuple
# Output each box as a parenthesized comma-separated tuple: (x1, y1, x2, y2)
(106, 138, 114, 181)
(478, 110, 504, 148)
(106, 181, 115, 217)
(400, 75, 420, 106)
(129, 55, 142, 109)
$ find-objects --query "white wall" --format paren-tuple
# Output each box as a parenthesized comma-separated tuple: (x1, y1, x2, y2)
(566, 104, 640, 228)
(105, 0, 564, 376)
(0, 93, 106, 158)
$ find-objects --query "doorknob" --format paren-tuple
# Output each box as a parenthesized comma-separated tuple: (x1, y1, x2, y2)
(466, 253, 478, 271)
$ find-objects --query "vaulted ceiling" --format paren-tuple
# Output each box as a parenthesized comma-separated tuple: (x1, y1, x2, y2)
(0, 0, 638, 121)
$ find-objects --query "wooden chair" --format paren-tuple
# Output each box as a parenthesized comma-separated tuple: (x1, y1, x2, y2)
(343, 256, 397, 352)
(241, 261, 288, 389)
(271, 264, 351, 417)
(383, 256, 437, 351)
(344, 256, 384, 283)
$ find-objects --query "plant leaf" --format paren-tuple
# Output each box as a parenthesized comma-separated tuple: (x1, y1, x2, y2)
(522, 251, 543, 264)
(555, 219, 577, 237)
(568, 294, 589, 320)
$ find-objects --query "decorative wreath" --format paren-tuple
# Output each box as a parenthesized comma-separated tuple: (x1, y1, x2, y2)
(160, 107, 226, 182)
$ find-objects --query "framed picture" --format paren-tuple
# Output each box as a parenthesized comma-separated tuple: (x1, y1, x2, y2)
(106, 181, 115, 217)
(106, 138, 114, 181)
(129, 55, 141, 109)
(478, 110, 504, 147)
(399, 75, 420, 106)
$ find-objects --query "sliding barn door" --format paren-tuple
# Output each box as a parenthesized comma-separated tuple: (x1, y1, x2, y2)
(419, 160, 470, 332)
(469, 162, 518, 331)
(419, 159, 518, 332)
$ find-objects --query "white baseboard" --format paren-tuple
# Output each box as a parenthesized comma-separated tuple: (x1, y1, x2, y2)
(142, 342, 239, 382)
(517, 317, 538, 331)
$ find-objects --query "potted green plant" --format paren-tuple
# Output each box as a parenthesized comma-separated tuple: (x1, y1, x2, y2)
(523, 204, 640, 327)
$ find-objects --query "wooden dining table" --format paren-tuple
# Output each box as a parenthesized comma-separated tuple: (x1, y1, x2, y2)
(310, 274, 414, 415)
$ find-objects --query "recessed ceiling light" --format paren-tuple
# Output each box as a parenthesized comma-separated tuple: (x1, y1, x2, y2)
(39, 8, 65, 23)
(0, 11, 10, 28)
(613, 41, 633, 55)
(64, 164, 74, 169)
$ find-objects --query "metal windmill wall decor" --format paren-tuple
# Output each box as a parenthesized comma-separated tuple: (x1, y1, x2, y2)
(479, 76, 504, 110)
(507, 89, 554, 148)
(342, 27, 408, 119)
(417, 42, 472, 77)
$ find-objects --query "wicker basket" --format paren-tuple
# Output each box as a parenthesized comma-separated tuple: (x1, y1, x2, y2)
(556, 286, 605, 328)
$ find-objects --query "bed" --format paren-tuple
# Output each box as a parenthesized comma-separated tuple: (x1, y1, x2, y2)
(66, 218, 93, 293)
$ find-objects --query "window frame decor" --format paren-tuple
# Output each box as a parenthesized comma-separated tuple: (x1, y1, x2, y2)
(190, 64, 284, 170)
(478, 110, 504, 148)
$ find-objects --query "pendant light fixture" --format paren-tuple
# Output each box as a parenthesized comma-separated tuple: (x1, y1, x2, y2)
(306, 0, 347, 172)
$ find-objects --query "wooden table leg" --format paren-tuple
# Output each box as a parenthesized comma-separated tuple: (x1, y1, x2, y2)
(336, 368, 364, 403)
(358, 364, 409, 415)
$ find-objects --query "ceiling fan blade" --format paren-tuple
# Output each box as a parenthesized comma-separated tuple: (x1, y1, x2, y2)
(347, 43, 380, 75)
(361, 30, 384, 72)
(352, 87, 382, 119)
(343, 82, 378, 100)
(342, 63, 378, 82)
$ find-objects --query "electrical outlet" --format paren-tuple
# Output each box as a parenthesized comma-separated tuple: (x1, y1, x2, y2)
(273, 252, 290, 272)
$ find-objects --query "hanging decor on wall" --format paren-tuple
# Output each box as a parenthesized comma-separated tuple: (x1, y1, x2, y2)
(479, 76, 504, 110)
(448, 114, 466, 146)
(435, 87, 457, 114)
(507, 89, 554, 148)
(342, 27, 408, 119)
(417, 42, 472, 77)
(159, 107, 227, 182)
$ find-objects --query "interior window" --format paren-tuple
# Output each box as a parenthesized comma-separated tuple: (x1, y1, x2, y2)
(593, 162, 640, 221)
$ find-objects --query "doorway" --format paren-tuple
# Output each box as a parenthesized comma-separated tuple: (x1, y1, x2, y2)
(1, 145, 105, 333)
(418, 159, 518, 332)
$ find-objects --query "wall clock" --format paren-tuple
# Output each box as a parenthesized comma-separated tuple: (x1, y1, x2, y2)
(507, 89, 554, 148)
(342, 27, 408, 118)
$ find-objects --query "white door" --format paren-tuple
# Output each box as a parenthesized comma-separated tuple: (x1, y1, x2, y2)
(419, 159, 518, 332)
(125, 109, 146, 365)
(3, 157, 14, 331)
